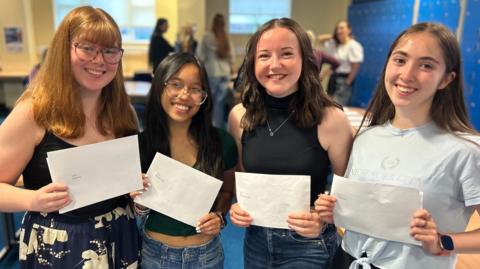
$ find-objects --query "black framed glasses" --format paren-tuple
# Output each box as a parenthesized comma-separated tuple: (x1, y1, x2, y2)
(165, 80, 208, 105)
(73, 42, 124, 64)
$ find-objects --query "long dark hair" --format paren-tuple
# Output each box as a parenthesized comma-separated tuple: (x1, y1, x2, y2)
(358, 22, 476, 135)
(212, 13, 231, 59)
(239, 18, 339, 130)
(143, 52, 223, 179)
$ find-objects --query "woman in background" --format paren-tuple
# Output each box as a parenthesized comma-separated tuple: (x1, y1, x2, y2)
(197, 13, 235, 129)
(0, 6, 140, 268)
(148, 18, 174, 72)
(318, 20, 363, 106)
(175, 23, 198, 54)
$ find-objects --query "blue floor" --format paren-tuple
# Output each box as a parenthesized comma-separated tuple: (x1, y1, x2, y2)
(0, 213, 245, 269)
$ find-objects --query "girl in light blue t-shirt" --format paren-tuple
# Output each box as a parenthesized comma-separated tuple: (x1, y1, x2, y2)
(316, 22, 480, 269)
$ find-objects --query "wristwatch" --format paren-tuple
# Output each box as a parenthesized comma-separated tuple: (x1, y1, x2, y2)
(435, 233, 454, 256)
(439, 234, 455, 251)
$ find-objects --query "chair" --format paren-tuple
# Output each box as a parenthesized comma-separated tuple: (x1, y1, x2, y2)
(132, 72, 152, 83)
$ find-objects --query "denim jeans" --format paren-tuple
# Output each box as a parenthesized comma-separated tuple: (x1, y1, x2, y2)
(141, 230, 224, 269)
(244, 224, 339, 269)
(327, 74, 353, 106)
(208, 76, 229, 129)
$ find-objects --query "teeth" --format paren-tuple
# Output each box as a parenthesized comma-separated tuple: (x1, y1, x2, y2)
(269, 74, 285, 79)
(397, 85, 414, 93)
(85, 68, 104, 75)
(174, 104, 190, 111)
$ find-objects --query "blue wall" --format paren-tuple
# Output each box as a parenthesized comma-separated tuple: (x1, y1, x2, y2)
(348, 0, 480, 129)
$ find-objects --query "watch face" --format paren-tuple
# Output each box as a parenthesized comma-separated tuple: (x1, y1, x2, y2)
(440, 235, 455, 251)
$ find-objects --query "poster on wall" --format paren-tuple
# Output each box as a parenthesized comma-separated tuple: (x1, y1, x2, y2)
(4, 27, 23, 53)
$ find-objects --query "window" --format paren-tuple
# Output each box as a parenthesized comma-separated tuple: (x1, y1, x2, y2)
(54, 0, 155, 43)
(229, 0, 291, 34)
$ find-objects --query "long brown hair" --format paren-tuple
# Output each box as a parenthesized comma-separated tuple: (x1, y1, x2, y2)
(211, 14, 231, 59)
(18, 6, 138, 138)
(359, 22, 476, 135)
(239, 18, 339, 130)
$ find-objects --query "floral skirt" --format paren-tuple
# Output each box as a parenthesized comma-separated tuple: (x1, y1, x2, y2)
(19, 205, 141, 269)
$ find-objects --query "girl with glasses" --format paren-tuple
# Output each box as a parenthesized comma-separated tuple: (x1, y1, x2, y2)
(0, 6, 140, 268)
(132, 52, 237, 269)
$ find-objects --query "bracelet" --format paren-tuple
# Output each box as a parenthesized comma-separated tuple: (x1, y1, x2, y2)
(134, 203, 150, 216)
(214, 211, 225, 229)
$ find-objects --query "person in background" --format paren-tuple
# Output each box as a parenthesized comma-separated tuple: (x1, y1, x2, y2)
(197, 13, 235, 129)
(0, 6, 140, 268)
(27, 48, 48, 83)
(318, 20, 363, 106)
(132, 52, 237, 269)
(175, 23, 198, 54)
(148, 18, 174, 73)
(306, 30, 340, 75)
(228, 18, 352, 268)
(316, 22, 480, 269)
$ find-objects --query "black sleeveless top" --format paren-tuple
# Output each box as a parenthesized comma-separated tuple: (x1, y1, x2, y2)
(22, 131, 127, 217)
(242, 92, 331, 205)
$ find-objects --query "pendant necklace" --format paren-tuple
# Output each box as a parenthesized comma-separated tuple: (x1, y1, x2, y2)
(266, 111, 294, 137)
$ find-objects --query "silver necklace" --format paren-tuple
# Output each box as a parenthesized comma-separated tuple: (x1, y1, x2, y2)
(266, 111, 294, 137)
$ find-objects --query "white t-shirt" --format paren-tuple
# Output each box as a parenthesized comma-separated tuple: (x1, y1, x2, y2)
(196, 31, 234, 78)
(342, 122, 480, 269)
(324, 38, 363, 74)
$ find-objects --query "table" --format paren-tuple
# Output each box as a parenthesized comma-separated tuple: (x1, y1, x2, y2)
(125, 81, 150, 103)
(0, 71, 28, 109)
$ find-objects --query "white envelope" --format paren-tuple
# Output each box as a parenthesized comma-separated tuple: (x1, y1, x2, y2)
(235, 172, 310, 229)
(47, 135, 143, 214)
(135, 153, 223, 227)
(331, 175, 422, 245)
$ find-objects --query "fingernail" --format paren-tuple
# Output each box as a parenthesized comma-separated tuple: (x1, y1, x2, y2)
(144, 187, 149, 191)
(196, 227, 201, 233)
(147, 183, 152, 187)
(138, 191, 143, 195)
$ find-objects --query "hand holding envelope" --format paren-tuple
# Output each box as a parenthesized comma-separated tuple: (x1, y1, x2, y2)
(235, 172, 310, 229)
(47, 135, 143, 214)
(326, 175, 422, 246)
(134, 153, 223, 227)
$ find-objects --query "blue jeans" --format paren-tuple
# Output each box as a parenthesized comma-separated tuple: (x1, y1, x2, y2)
(141, 230, 224, 269)
(244, 224, 339, 269)
(209, 76, 229, 129)
(327, 74, 353, 106)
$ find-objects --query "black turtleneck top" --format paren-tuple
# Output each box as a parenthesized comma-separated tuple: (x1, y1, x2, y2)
(241, 92, 331, 205)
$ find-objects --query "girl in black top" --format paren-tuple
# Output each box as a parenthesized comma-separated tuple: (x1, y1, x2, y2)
(0, 6, 140, 268)
(228, 18, 353, 268)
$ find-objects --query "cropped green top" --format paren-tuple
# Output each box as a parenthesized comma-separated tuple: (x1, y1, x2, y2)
(139, 128, 237, 236)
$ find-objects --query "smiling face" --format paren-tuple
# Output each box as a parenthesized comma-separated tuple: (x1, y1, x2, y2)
(254, 26, 302, 98)
(384, 32, 454, 119)
(70, 40, 119, 94)
(161, 63, 202, 124)
(335, 21, 351, 43)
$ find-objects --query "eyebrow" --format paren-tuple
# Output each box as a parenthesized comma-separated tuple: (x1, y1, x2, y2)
(391, 50, 441, 64)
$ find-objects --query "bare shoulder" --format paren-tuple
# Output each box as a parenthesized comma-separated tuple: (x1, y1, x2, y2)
(229, 104, 246, 122)
(0, 100, 45, 183)
(0, 100, 44, 143)
(318, 106, 351, 133)
(228, 104, 246, 132)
